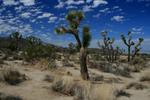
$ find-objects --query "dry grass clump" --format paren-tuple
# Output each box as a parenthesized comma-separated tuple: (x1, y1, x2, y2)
(34, 58, 57, 70)
(140, 72, 150, 82)
(43, 74, 54, 83)
(0, 92, 22, 100)
(90, 84, 115, 100)
(52, 76, 116, 100)
(131, 57, 146, 66)
(74, 83, 116, 100)
(51, 76, 75, 96)
(2, 68, 27, 85)
(115, 89, 131, 97)
(126, 82, 147, 90)
(90, 75, 104, 82)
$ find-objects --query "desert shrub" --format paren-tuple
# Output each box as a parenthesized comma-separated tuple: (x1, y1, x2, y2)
(106, 77, 122, 83)
(48, 59, 57, 70)
(90, 75, 104, 81)
(115, 89, 131, 97)
(44, 75, 54, 82)
(126, 82, 147, 90)
(68, 42, 76, 54)
(98, 63, 131, 77)
(51, 76, 75, 96)
(140, 73, 150, 82)
(52, 76, 116, 100)
(131, 56, 146, 66)
(62, 59, 74, 67)
(35, 58, 57, 70)
(3, 69, 26, 85)
(91, 54, 105, 61)
(73, 82, 91, 100)
(74, 83, 115, 100)
(0, 92, 22, 100)
(23, 36, 55, 61)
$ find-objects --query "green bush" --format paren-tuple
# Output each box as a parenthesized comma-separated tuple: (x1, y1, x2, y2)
(23, 36, 55, 61)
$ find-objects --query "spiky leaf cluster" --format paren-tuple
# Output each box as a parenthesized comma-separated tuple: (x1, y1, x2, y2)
(82, 26, 91, 48)
(55, 11, 91, 49)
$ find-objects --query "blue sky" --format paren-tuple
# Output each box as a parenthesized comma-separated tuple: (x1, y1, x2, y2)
(0, 0, 150, 52)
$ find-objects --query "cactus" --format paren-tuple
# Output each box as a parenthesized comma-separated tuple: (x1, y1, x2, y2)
(55, 11, 91, 80)
(121, 32, 135, 62)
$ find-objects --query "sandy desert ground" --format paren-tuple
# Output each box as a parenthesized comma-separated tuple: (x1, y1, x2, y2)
(0, 58, 150, 100)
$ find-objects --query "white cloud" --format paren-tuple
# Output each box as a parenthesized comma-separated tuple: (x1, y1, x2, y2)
(48, 16, 58, 23)
(21, 12, 31, 18)
(132, 27, 144, 34)
(66, 5, 77, 9)
(111, 15, 124, 22)
(2, 0, 35, 6)
(55, 0, 84, 8)
(99, 8, 110, 13)
(55, 0, 64, 8)
(0, 20, 33, 36)
(86, 0, 93, 3)
(83, 5, 93, 12)
(38, 13, 53, 19)
(3, 0, 18, 6)
(93, 0, 108, 8)
(65, 0, 84, 5)
(93, 13, 101, 18)
(20, 0, 35, 6)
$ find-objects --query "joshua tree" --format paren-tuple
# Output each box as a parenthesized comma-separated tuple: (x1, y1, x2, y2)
(121, 32, 135, 62)
(10, 32, 22, 51)
(98, 31, 123, 63)
(55, 11, 91, 80)
(121, 32, 144, 62)
(132, 38, 144, 59)
(98, 31, 115, 62)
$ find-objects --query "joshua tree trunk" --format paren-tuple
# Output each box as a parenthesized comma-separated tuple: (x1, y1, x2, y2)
(80, 47, 89, 80)
(128, 46, 131, 62)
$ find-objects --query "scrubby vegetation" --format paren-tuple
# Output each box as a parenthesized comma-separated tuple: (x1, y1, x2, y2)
(52, 76, 116, 100)
(1, 68, 27, 85)
(140, 72, 150, 82)
(0, 92, 22, 100)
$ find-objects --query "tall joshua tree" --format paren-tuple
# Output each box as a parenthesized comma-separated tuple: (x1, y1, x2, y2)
(132, 38, 144, 59)
(121, 32, 134, 62)
(10, 32, 22, 51)
(98, 31, 119, 63)
(121, 32, 144, 62)
(55, 11, 91, 80)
